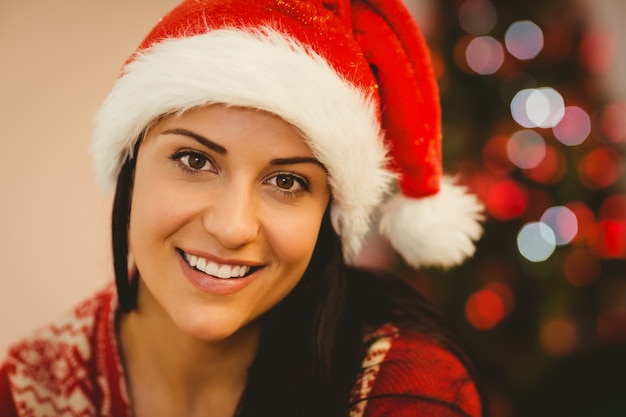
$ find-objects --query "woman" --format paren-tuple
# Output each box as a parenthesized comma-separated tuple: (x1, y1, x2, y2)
(0, 0, 486, 416)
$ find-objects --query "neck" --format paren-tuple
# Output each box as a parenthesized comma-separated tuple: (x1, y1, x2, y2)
(118, 282, 260, 417)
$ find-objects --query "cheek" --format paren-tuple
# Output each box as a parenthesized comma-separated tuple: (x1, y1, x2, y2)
(266, 206, 326, 271)
(129, 165, 192, 253)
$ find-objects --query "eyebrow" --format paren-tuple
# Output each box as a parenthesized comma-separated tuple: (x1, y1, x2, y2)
(271, 157, 327, 172)
(160, 128, 326, 171)
(160, 128, 227, 155)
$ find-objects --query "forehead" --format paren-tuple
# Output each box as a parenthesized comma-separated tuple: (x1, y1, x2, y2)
(146, 105, 316, 155)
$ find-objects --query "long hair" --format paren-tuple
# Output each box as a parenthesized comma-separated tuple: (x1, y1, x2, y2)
(238, 205, 362, 417)
(111, 150, 360, 414)
(111, 140, 141, 312)
(111, 147, 488, 416)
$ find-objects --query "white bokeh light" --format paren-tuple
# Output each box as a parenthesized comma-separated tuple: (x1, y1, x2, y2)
(540, 206, 578, 245)
(526, 88, 565, 127)
(510, 89, 535, 127)
(505, 20, 544, 60)
(511, 87, 565, 128)
(517, 222, 556, 262)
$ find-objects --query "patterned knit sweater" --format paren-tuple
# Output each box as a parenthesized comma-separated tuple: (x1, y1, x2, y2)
(0, 285, 481, 417)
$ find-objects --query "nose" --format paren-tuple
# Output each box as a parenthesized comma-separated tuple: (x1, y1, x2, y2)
(201, 182, 261, 249)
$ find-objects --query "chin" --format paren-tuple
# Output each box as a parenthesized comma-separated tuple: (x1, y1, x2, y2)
(176, 313, 262, 344)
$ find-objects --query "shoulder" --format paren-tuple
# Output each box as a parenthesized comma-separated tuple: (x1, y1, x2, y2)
(0, 284, 119, 416)
(350, 323, 482, 417)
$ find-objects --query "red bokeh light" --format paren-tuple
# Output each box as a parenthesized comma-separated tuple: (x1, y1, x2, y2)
(540, 318, 578, 356)
(578, 29, 615, 74)
(599, 194, 626, 220)
(561, 247, 601, 287)
(453, 35, 474, 73)
(485, 282, 515, 315)
(597, 306, 626, 344)
(589, 220, 626, 259)
(465, 289, 506, 330)
(523, 145, 566, 184)
(486, 179, 529, 221)
(578, 147, 624, 189)
(597, 102, 626, 144)
(483, 135, 515, 174)
(565, 201, 595, 243)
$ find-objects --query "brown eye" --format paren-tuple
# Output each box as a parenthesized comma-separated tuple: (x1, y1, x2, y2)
(188, 154, 207, 170)
(266, 173, 309, 196)
(276, 174, 295, 190)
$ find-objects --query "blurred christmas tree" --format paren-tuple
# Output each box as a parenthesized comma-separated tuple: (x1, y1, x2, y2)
(405, 0, 626, 415)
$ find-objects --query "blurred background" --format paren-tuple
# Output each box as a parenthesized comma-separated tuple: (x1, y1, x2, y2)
(1, 1, 625, 416)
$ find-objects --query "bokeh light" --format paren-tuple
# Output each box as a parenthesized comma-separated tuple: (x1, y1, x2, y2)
(483, 135, 515, 174)
(458, 0, 497, 35)
(566, 201, 595, 243)
(505, 20, 544, 60)
(597, 306, 626, 343)
(510, 89, 535, 127)
(511, 87, 565, 128)
(453, 36, 474, 73)
(465, 36, 505, 75)
(562, 247, 601, 287)
(540, 318, 578, 356)
(517, 222, 556, 262)
(552, 106, 591, 146)
(540, 206, 578, 245)
(579, 29, 615, 74)
(595, 279, 626, 343)
(578, 148, 624, 189)
(486, 179, 528, 220)
(507, 130, 546, 169)
(597, 102, 626, 144)
(523, 144, 566, 184)
(599, 194, 626, 220)
(526, 88, 565, 128)
(486, 282, 515, 316)
(590, 221, 626, 259)
(465, 288, 506, 330)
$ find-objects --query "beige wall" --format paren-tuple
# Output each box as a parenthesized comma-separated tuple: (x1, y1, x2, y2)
(0, 0, 180, 353)
(1, 0, 624, 354)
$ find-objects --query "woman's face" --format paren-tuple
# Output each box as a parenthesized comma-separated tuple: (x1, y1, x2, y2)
(129, 105, 330, 342)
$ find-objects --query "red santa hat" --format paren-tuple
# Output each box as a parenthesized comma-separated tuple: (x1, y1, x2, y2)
(92, 0, 484, 268)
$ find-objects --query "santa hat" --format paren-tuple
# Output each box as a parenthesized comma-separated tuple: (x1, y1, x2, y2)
(93, 0, 484, 268)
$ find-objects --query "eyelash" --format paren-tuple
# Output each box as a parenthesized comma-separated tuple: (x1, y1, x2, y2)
(170, 150, 311, 197)
(170, 150, 215, 174)
(265, 172, 310, 198)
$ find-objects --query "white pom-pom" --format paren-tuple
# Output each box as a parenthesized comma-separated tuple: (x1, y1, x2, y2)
(378, 176, 484, 269)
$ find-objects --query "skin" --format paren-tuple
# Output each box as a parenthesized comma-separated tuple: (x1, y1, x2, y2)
(119, 105, 330, 417)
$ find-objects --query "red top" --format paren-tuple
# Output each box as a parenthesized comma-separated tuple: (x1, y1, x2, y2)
(0, 285, 481, 417)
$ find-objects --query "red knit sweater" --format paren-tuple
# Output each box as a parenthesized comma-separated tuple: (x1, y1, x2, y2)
(0, 285, 481, 416)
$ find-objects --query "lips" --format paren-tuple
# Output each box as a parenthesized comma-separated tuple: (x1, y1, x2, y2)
(178, 249, 259, 279)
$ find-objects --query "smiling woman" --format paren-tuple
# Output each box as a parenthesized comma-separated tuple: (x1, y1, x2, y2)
(0, 1, 485, 417)
(128, 106, 330, 346)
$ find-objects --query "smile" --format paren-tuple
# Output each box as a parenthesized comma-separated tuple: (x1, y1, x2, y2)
(180, 250, 258, 279)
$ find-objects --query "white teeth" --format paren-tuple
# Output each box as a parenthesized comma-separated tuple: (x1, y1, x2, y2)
(205, 261, 219, 277)
(232, 265, 241, 277)
(197, 257, 206, 271)
(184, 252, 252, 279)
(217, 265, 231, 279)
